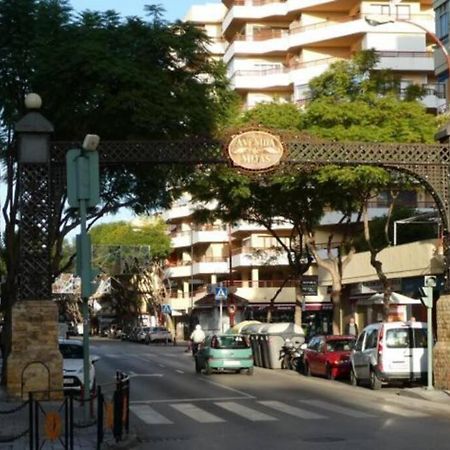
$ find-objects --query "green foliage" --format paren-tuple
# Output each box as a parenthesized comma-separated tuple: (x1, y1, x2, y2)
(238, 102, 302, 130)
(90, 219, 171, 260)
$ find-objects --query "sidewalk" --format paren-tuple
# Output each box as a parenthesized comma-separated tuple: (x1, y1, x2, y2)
(0, 383, 136, 450)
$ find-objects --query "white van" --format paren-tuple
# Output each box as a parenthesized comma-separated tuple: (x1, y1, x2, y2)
(350, 321, 428, 389)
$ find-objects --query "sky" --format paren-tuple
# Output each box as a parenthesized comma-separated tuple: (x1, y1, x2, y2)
(70, 0, 220, 21)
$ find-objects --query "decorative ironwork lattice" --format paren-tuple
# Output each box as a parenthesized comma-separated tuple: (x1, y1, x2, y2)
(18, 163, 52, 300)
(18, 137, 450, 300)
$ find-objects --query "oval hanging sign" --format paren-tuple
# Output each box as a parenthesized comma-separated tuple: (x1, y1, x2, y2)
(227, 130, 284, 171)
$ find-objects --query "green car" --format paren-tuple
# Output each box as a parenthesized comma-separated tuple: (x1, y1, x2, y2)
(195, 334, 254, 375)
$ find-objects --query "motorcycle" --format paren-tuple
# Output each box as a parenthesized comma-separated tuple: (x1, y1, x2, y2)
(279, 338, 305, 371)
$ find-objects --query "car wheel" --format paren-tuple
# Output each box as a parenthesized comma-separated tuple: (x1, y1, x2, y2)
(247, 366, 254, 376)
(350, 369, 359, 387)
(369, 369, 382, 390)
(195, 358, 201, 374)
(326, 364, 335, 380)
(305, 362, 311, 377)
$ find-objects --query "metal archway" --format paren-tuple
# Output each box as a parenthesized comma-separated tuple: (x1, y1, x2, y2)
(17, 135, 450, 301)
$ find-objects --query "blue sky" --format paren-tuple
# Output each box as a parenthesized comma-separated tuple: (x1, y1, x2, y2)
(70, 1, 220, 21)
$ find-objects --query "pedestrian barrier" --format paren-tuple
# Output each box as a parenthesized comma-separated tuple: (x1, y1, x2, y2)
(0, 371, 130, 450)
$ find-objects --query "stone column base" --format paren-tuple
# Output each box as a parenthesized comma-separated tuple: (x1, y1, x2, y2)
(434, 294, 450, 390)
(6, 300, 63, 400)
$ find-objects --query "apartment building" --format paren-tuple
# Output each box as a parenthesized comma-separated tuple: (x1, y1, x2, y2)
(186, 0, 445, 110)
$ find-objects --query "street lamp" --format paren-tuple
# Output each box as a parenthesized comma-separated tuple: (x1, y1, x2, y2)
(365, 15, 450, 104)
(66, 134, 100, 418)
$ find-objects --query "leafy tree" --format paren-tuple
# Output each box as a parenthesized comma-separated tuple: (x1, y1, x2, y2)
(0, 0, 237, 381)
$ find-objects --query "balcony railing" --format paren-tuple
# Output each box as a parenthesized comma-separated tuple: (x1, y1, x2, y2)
(229, 13, 434, 45)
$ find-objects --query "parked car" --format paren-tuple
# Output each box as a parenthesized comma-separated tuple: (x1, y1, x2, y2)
(136, 327, 151, 343)
(195, 334, 254, 375)
(303, 335, 355, 380)
(59, 339, 99, 393)
(350, 321, 428, 390)
(145, 327, 172, 344)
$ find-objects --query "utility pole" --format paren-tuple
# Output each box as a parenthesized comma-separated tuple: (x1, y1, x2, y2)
(66, 134, 100, 418)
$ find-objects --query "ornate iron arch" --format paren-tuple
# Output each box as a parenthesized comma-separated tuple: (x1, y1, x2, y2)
(18, 136, 450, 301)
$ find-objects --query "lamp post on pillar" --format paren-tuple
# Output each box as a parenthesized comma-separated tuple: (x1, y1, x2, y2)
(9, 94, 64, 399)
(365, 16, 450, 104)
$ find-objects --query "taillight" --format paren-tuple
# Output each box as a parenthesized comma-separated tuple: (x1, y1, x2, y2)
(377, 327, 384, 371)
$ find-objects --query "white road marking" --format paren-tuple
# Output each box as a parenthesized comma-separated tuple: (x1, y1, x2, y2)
(171, 403, 225, 423)
(131, 396, 252, 405)
(175, 370, 184, 374)
(377, 404, 429, 417)
(259, 401, 325, 420)
(298, 400, 375, 418)
(216, 401, 277, 421)
(159, 364, 166, 368)
(130, 405, 173, 425)
(200, 379, 255, 399)
(128, 373, 163, 378)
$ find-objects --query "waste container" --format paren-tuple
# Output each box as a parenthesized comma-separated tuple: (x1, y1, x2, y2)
(260, 323, 306, 369)
(240, 323, 264, 367)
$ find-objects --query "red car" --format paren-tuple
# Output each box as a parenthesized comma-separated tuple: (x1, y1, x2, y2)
(303, 335, 355, 380)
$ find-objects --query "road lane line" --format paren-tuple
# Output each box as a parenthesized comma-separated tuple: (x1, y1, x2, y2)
(298, 400, 375, 418)
(200, 379, 255, 399)
(130, 405, 173, 425)
(176, 370, 184, 374)
(216, 402, 277, 422)
(259, 401, 326, 420)
(171, 403, 225, 423)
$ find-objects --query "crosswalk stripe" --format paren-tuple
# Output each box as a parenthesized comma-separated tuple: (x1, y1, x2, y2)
(377, 404, 429, 418)
(259, 401, 325, 419)
(215, 401, 277, 421)
(130, 405, 173, 424)
(299, 400, 375, 418)
(171, 403, 225, 423)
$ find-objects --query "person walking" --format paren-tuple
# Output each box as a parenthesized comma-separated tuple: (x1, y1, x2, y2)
(190, 324, 206, 356)
(345, 316, 359, 337)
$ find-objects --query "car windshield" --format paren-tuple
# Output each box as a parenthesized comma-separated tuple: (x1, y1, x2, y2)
(326, 339, 354, 352)
(59, 343, 83, 359)
(211, 336, 250, 349)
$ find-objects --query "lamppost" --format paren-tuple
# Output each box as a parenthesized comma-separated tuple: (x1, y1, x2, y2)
(66, 134, 100, 417)
(365, 16, 450, 104)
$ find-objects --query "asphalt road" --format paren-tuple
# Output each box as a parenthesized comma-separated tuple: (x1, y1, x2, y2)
(91, 338, 450, 450)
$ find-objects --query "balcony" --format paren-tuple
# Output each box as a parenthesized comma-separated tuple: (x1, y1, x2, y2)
(170, 225, 229, 248)
(193, 256, 229, 275)
(165, 262, 192, 278)
(232, 246, 289, 267)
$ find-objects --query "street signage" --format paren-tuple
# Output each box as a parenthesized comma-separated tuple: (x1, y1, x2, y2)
(161, 304, 172, 315)
(215, 287, 228, 301)
(301, 275, 318, 296)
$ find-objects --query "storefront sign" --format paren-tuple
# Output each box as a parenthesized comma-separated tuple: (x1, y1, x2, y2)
(301, 275, 318, 296)
(227, 130, 284, 171)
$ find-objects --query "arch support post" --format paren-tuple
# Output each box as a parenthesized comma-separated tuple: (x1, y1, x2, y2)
(6, 97, 63, 399)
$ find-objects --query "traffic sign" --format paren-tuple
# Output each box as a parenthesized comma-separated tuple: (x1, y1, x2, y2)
(161, 304, 172, 315)
(215, 287, 228, 301)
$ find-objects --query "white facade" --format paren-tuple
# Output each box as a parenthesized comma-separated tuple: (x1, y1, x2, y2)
(186, 1, 445, 110)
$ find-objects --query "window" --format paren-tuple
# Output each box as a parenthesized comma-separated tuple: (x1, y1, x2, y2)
(59, 343, 83, 359)
(327, 339, 355, 352)
(412, 328, 428, 348)
(385, 328, 410, 348)
(355, 333, 365, 351)
(396, 4, 410, 19)
(436, 2, 449, 41)
(213, 335, 250, 349)
(371, 4, 391, 16)
(365, 329, 379, 350)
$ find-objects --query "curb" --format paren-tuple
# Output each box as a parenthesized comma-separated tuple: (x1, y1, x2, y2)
(104, 433, 140, 449)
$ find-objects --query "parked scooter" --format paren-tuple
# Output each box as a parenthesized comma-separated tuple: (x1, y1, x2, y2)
(279, 338, 305, 371)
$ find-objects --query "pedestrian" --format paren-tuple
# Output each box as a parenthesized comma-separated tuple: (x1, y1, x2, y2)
(190, 324, 206, 356)
(344, 316, 359, 337)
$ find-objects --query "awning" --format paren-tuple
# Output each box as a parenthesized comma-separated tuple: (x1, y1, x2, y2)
(358, 292, 421, 306)
(193, 293, 249, 309)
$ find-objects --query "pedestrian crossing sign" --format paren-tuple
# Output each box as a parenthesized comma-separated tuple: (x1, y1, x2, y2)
(215, 287, 228, 301)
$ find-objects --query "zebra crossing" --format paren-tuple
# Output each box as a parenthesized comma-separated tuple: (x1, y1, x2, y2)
(130, 397, 426, 426)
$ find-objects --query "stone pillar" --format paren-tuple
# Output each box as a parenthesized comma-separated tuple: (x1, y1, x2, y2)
(434, 294, 450, 389)
(7, 301, 63, 399)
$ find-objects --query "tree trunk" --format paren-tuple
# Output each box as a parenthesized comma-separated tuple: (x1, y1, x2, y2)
(294, 288, 303, 327)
